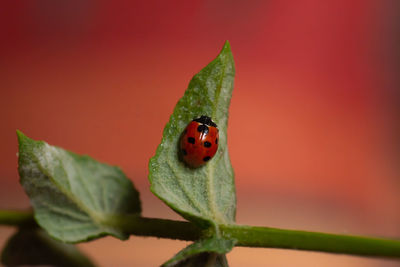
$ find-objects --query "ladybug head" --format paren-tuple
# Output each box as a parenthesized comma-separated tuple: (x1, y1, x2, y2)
(193, 115, 217, 127)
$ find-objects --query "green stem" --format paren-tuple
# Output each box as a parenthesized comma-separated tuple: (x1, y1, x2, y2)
(0, 210, 34, 226)
(1, 210, 399, 259)
(114, 215, 202, 241)
(220, 224, 400, 258)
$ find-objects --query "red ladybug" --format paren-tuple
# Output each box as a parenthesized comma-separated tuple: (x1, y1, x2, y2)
(180, 116, 219, 168)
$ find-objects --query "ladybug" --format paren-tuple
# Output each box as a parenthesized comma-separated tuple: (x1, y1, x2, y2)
(180, 115, 219, 168)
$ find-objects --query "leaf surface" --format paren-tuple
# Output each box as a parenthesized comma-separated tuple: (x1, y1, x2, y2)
(149, 41, 236, 227)
(1, 228, 96, 267)
(17, 131, 141, 242)
(163, 237, 235, 267)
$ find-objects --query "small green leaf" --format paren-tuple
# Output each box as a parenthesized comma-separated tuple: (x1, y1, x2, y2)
(1, 228, 96, 267)
(165, 253, 229, 267)
(17, 131, 141, 243)
(149, 41, 236, 227)
(163, 237, 236, 267)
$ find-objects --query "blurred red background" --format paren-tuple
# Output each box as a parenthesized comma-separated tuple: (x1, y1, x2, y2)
(1, 1, 399, 266)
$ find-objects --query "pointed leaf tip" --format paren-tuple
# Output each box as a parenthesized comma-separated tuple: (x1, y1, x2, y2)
(223, 40, 231, 50)
(16, 130, 27, 144)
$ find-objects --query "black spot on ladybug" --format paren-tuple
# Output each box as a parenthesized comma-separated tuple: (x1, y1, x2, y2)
(204, 141, 211, 148)
(182, 149, 187, 155)
(197, 124, 209, 134)
(188, 137, 195, 144)
(215, 138, 218, 144)
(203, 156, 211, 162)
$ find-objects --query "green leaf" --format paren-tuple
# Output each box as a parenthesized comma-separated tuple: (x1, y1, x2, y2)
(163, 237, 236, 267)
(165, 253, 229, 267)
(149, 41, 236, 227)
(1, 228, 96, 267)
(17, 131, 141, 243)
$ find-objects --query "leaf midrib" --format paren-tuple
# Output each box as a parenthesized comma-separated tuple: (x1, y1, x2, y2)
(166, 159, 209, 215)
(29, 147, 108, 228)
(206, 52, 229, 225)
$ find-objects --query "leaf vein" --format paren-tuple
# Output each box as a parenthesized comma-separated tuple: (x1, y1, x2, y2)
(30, 152, 104, 225)
(166, 160, 208, 215)
(39, 201, 90, 222)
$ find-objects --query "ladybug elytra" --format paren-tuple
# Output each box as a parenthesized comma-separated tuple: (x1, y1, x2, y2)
(180, 116, 219, 168)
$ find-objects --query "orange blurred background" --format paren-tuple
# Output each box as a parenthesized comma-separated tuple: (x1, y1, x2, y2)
(1, 1, 399, 266)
